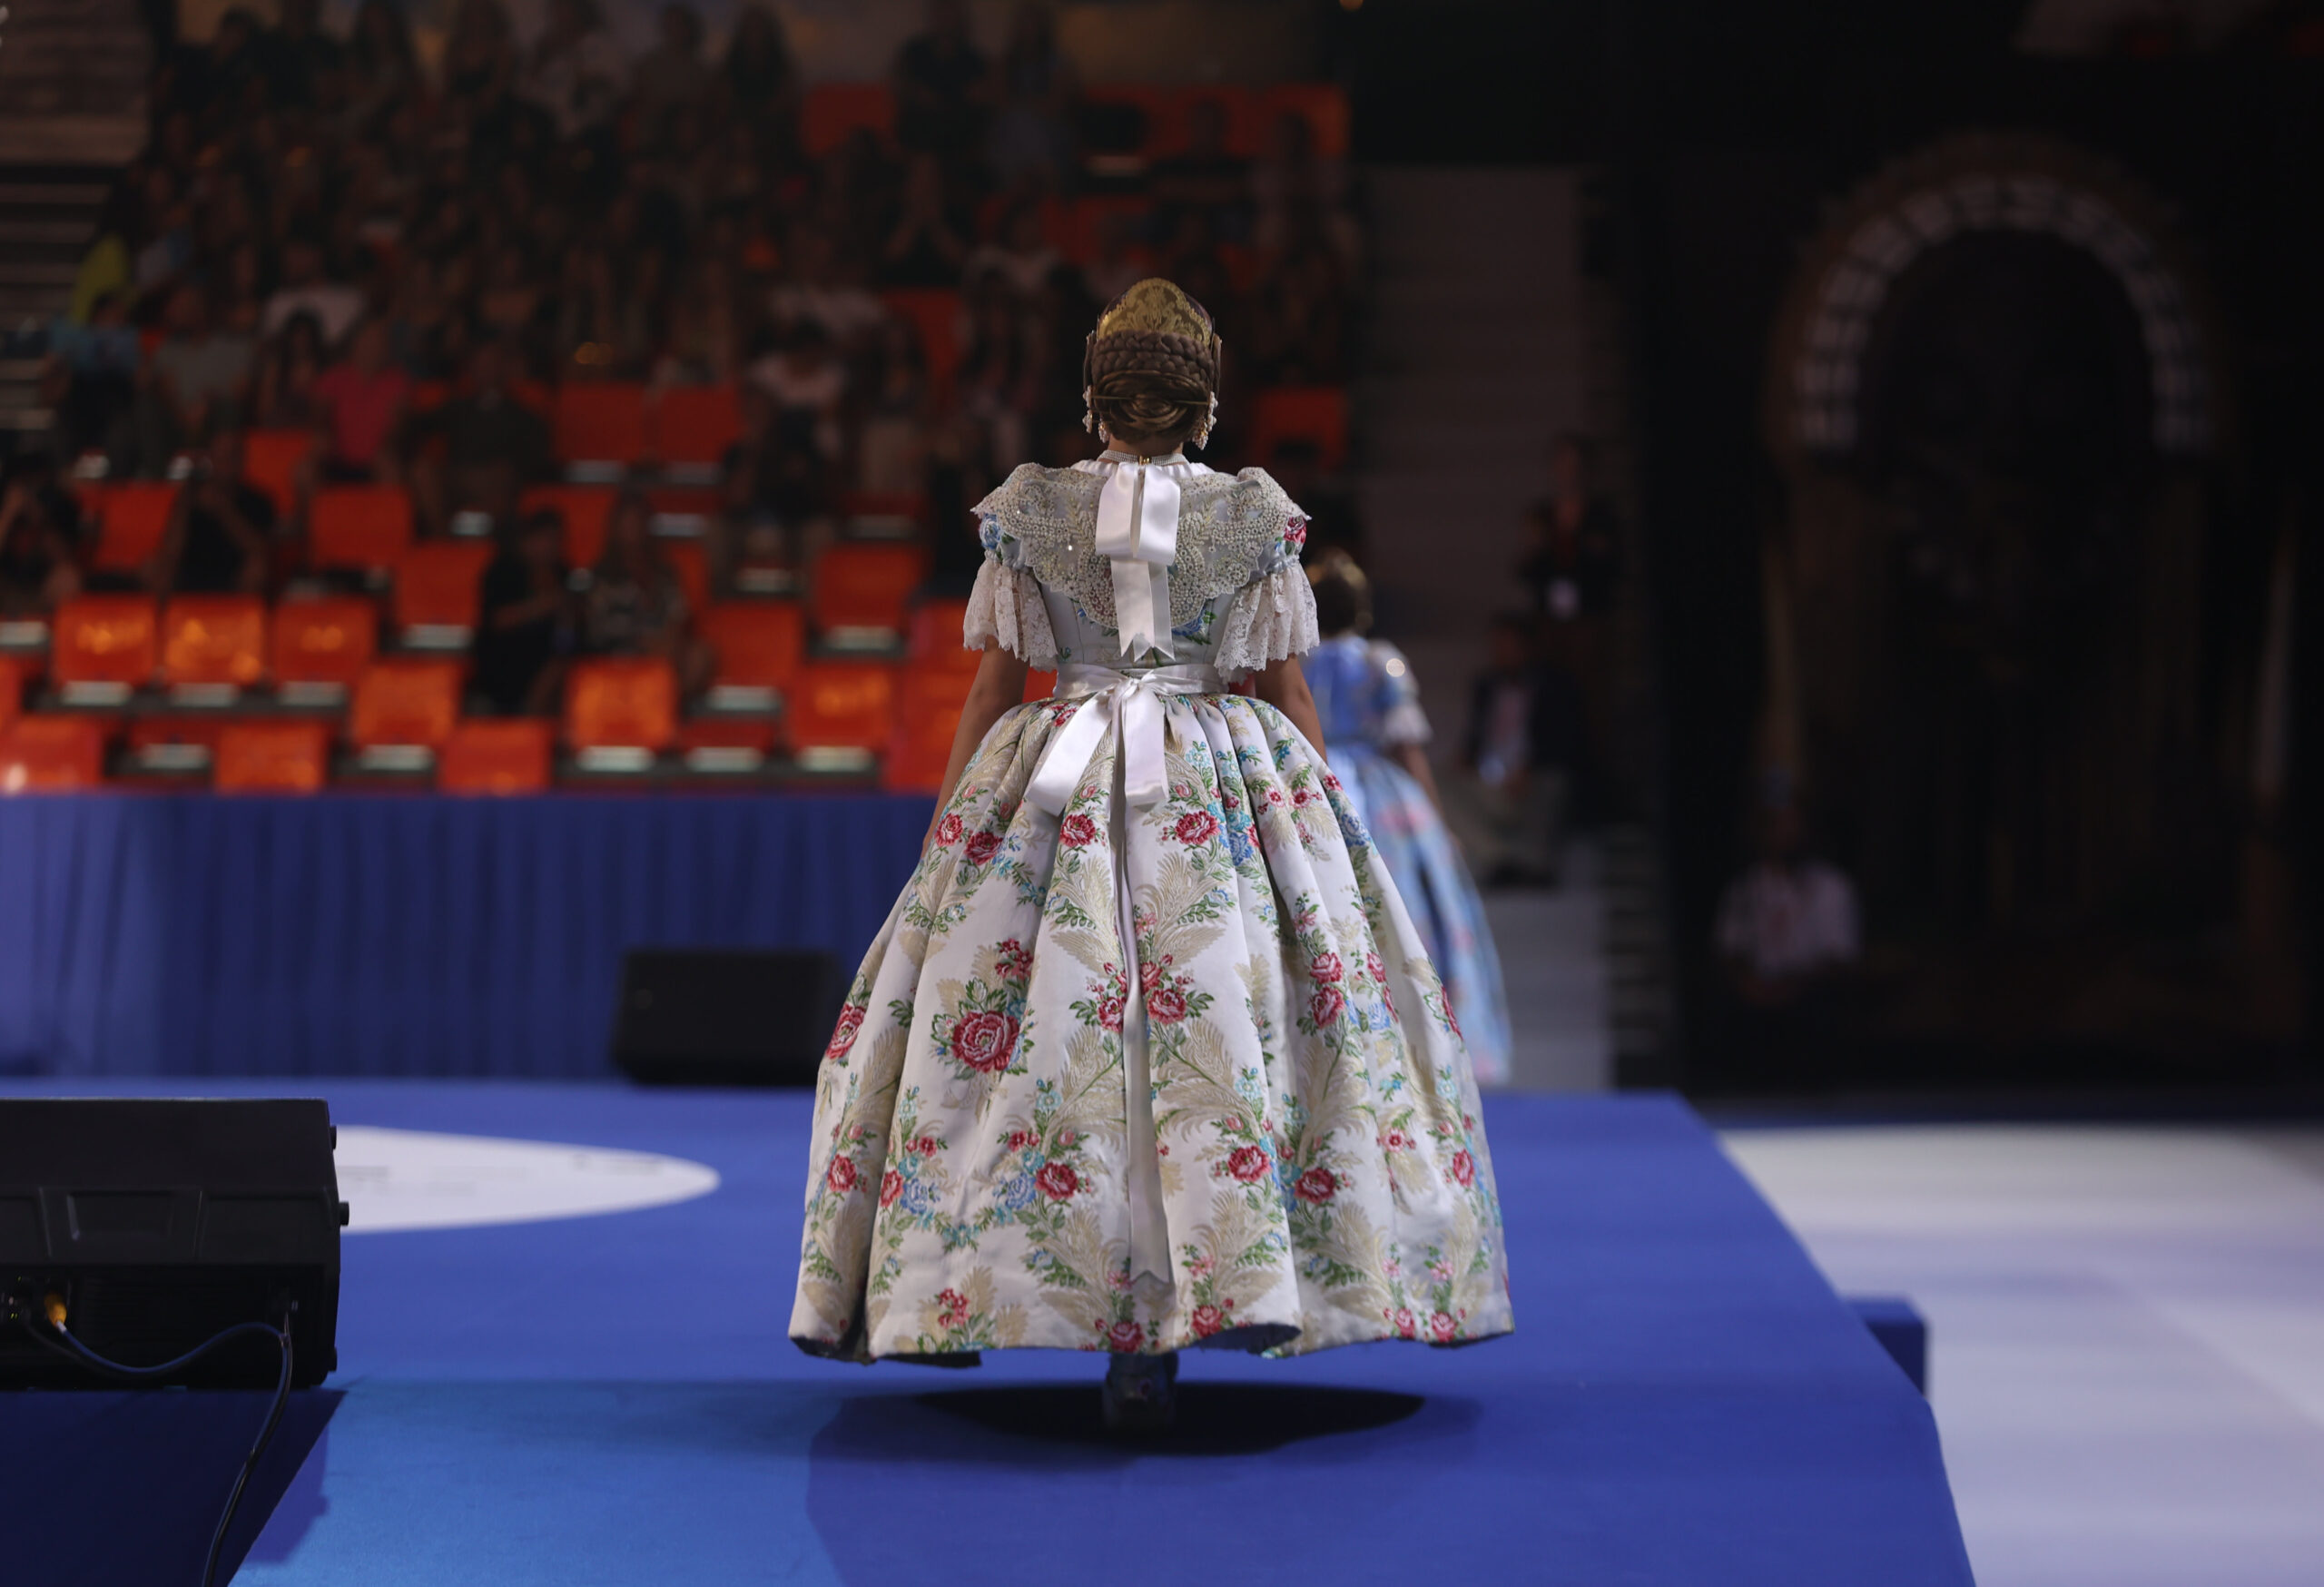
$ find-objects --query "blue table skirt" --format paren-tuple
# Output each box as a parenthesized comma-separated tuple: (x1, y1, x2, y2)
(0, 793, 932, 1078)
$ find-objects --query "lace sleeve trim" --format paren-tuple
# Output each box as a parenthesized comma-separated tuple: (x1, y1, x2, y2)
(1213, 563, 1321, 679)
(962, 557, 1059, 668)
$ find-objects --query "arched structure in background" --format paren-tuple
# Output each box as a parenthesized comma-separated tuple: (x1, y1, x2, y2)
(1758, 133, 2293, 1066)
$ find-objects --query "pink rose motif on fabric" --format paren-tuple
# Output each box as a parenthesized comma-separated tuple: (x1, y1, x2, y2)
(825, 1004, 865, 1061)
(1309, 986, 1344, 1027)
(1389, 1306, 1417, 1339)
(937, 1288, 970, 1329)
(1106, 1319, 1146, 1353)
(1451, 1148, 1476, 1188)
(914, 1135, 939, 1156)
(1189, 1304, 1226, 1338)
(1431, 1311, 1460, 1343)
(934, 813, 964, 846)
(964, 831, 1000, 866)
(825, 1156, 858, 1194)
(1295, 1167, 1337, 1204)
(950, 1010, 1019, 1074)
(1036, 1162, 1079, 1201)
(1285, 517, 1308, 552)
(1310, 951, 1344, 985)
(880, 1169, 902, 1208)
(1006, 1129, 1032, 1153)
(1226, 1145, 1271, 1184)
(995, 938, 1032, 985)
(1060, 813, 1098, 847)
(1174, 810, 1220, 845)
(1147, 980, 1188, 1023)
(1364, 951, 1387, 985)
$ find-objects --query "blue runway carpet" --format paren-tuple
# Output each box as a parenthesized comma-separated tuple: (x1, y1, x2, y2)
(0, 1081, 1974, 1585)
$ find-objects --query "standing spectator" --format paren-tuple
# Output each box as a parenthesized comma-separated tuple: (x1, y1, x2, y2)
(345, 0, 420, 125)
(522, 0, 629, 141)
(1251, 108, 1359, 271)
(1715, 799, 1862, 1088)
(966, 198, 1063, 301)
(1249, 239, 1349, 384)
(893, 0, 990, 162)
(0, 464, 87, 616)
(582, 491, 712, 694)
(1444, 612, 1580, 887)
(632, 5, 714, 143)
(262, 0, 344, 111)
(1151, 95, 1252, 245)
(985, 3, 1078, 192)
(475, 507, 575, 715)
(149, 427, 275, 595)
(405, 340, 552, 536)
(310, 319, 413, 483)
(137, 282, 256, 474)
(747, 321, 847, 468)
(719, 4, 799, 145)
(1520, 431, 1623, 813)
(262, 235, 365, 348)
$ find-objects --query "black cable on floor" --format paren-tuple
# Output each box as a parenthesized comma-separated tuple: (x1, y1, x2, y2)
(19, 1312, 295, 1587)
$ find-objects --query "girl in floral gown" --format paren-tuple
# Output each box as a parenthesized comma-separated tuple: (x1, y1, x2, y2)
(790, 281, 1512, 1430)
(1303, 552, 1512, 1084)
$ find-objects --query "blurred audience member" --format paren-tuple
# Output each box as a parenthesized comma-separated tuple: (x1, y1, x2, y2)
(720, 4, 799, 142)
(311, 319, 412, 482)
(881, 154, 974, 289)
(747, 320, 847, 465)
(582, 490, 711, 692)
(893, 0, 989, 161)
(0, 464, 87, 616)
(407, 342, 552, 535)
(632, 4, 713, 139)
(1080, 208, 1147, 307)
(968, 198, 1064, 300)
(255, 312, 330, 431)
(1152, 95, 1252, 245)
(1521, 432, 1622, 814)
(523, 0, 628, 139)
(44, 291, 142, 466)
(1446, 612, 1580, 887)
(1716, 799, 1861, 1087)
(476, 506, 575, 715)
(1252, 109, 1358, 271)
(150, 427, 275, 594)
(138, 282, 255, 474)
(986, 2, 1078, 192)
(261, 235, 364, 348)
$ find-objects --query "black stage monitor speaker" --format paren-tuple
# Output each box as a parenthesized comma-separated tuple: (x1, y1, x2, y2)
(0, 1099, 343, 1388)
(612, 949, 842, 1087)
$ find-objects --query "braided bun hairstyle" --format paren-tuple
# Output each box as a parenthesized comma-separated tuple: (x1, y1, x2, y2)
(1083, 279, 1223, 450)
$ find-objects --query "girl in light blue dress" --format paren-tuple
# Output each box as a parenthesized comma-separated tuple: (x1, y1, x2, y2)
(1303, 552, 1512, 1083)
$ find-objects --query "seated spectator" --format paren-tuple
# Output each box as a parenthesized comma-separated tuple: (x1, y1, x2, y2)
(1716, 798, 1862, 1087)
(858, 316, 931, 494)
(967, 198, 1063, 301)
(894, 0, 990, 161)
(262, 0, 345, 111)
(879, 153, 973, 289)
(747, 320, 847, 465)
(405, 340, 552, 536)
(1252, 108, 1359, 271)
(133, 170, 194, 301)
(310, 319, 413, 482)
(262, 236, 365, 350)
(582, 491, 712, 693)
(1250, 239, 1349, 385)
(136, 282, 256, 475)
(475, 506, 576, 715)
(0, 464, 87, 616)
(256, 312, 330, 430)
(345, 0, 421, 126)
(633, 4, 714, 141)
(770, 228, 889, 356)
(44, 290, 143, 466)
(149, 427, 275, 595)
(721, 384, 827, 580)
(986, 2, 1078, 192)
(656, 258, 741, 388)
(1151, 95, 1253, 246)
(1080, 208, 1149, 307)
(955, 271, 1032, 475)
(522, 0, 628, 141)
(1443, 612, 1581, 888)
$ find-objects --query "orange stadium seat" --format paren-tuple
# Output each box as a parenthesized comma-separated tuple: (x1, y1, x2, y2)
(310, 485, 413, 572)
(0, 656, 22, 734)
(554, 383, 650, 468)
(787, 660, 896, 762)
(350, 659, 463, 751)
(1251, 386, 1350, 471)
(1259, 84, 1352, 159)
(884, 664, 975, 793)
(160, 596, 268, 695)
(394, 540, 494, 646)
(83, 483, 178, 574)
(520, 485, 616, 567)
(242, 429, 311, 516)
(654, 385, 743, 468)
(271, 597, 379, 701)
(0, 715, 107, 791)
(812, 543, 926, 643)
(906, 597, 978, 672)
(803, 83, 894, 156)
(214, 720, 331, 794)
(565, 656, 678, 754)
(879, 290, 961, 401)
(51, 596, 158, 701)
(699, 601, 805, 709)
(438, 718, 553, 794)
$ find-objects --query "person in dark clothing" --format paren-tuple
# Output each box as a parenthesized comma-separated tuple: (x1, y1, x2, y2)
(150, 427, 274, 594)
(1150, 95, 1253, 246)
(1444, 612, 1581, 887)
(262, 0, 345, 110)
(475, 507, 574, 715)
(892, 0, 989, 159)
(0, 464, 86, 616)
(405, 341, 553, 536)
(1518, 432, 1623, 818)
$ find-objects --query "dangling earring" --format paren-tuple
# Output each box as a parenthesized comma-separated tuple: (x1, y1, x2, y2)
(1193, 393, 1219, 449)
(1081, 387, 1096, 433)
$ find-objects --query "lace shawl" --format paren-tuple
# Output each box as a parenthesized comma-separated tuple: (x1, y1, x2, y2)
(970, 461, 1315, 677)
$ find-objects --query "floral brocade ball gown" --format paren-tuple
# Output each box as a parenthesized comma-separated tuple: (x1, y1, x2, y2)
(1304, 633, 1513, 1085)
(790, 449, 1514, 1365)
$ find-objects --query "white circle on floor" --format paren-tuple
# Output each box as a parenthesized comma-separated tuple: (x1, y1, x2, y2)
(334, 1126, 721, 1233)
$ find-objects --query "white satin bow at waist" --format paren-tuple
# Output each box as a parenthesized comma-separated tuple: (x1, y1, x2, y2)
(1025, 662, 1223, 816)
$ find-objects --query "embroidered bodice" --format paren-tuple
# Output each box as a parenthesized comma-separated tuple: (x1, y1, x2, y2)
(1305, 634, 1433, 753)
(963, 455, 1320, 680)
